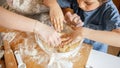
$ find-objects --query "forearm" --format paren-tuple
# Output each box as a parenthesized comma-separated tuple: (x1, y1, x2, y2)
(43, 0, 57, 7)
(0, 7, 40, 33)
(82, 27, 120, 47)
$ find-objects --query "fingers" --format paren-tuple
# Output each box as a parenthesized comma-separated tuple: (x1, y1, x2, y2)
(49, 7, 64, 32)
(51, 17, 63, 32)
(48, 37, 55, 47)
(53, 32, 61, 47)
(60, 37, 73, 48)
(63, 19, 67, 24)
(65, 12, 74, 26)
(61, 34, 69, 38)
(56, 18, 61, 32)
(72, 14, 80, 25)
(65, 12, 83, 28)
(76, 21, 84, 27)
(65, 12, 72, 19)
(59, 18, 64, 31)
(53, 19, 57, 31)
(65, 12, 73, 22)
(60, 33, 73, 47)
(72, 14, 84, 27)
(51, 16, 57, 31)
(71, 14, 83, 27)
(48, 32, 61, 47)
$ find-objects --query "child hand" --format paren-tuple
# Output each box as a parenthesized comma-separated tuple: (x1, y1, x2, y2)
(60, 29, 81, 47)
(49, 3, 64, 32)
(65, 12, 84, 29)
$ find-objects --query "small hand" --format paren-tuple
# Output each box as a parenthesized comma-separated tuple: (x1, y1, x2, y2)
(60, 33, 73, 47)
(60, 27, 84, 47)
(65, 12, 84, 29)
(60, 30, 80, 47)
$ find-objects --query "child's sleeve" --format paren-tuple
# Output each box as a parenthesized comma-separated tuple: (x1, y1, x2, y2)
(103, 5, 120, 31)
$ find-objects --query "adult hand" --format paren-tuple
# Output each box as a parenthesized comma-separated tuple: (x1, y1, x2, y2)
(35, 22, 61, 47)
(49, 3, 64, 32)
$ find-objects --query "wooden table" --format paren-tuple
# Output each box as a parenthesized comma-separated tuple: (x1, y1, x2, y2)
(0, 27, 92, 68)
(22, 43, 92, 68)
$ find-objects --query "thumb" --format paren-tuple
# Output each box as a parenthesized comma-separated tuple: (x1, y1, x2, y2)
(65, 11, 73, 21)
(65, 11, 72, 17)
(63, 19, 67, 24)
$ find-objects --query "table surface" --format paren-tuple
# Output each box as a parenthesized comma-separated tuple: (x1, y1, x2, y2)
(0, 27, 92, 68)
(86, 50, 120, 68)
(23, 43, 92, 68)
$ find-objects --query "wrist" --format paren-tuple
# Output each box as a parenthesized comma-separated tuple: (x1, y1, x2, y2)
(33, 21, 43, 34)
(33, 20, 38, 33)
(81, 27, 92, 39)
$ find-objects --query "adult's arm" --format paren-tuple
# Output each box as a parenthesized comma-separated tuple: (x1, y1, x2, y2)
(0, 7, 61, 46)
(0, 7, 36, 32)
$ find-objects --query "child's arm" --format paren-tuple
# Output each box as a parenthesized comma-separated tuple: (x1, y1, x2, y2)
(43, 0, 64, 32)
(62, 27, 120, 47)
(81, 28, 120, 47)
(74, 27, 120, 47)
(0, 7, 61, 46)
(62, 12, 120, 47)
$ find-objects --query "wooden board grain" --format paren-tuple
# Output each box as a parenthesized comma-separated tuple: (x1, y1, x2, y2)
(73, 43, 92, 68)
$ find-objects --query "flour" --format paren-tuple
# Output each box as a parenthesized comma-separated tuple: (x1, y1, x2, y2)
(16, 35, 49, 65)
(36, 34, 84, 68)
(1, 24, 83, 68)
(0, 0, 84, 67)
